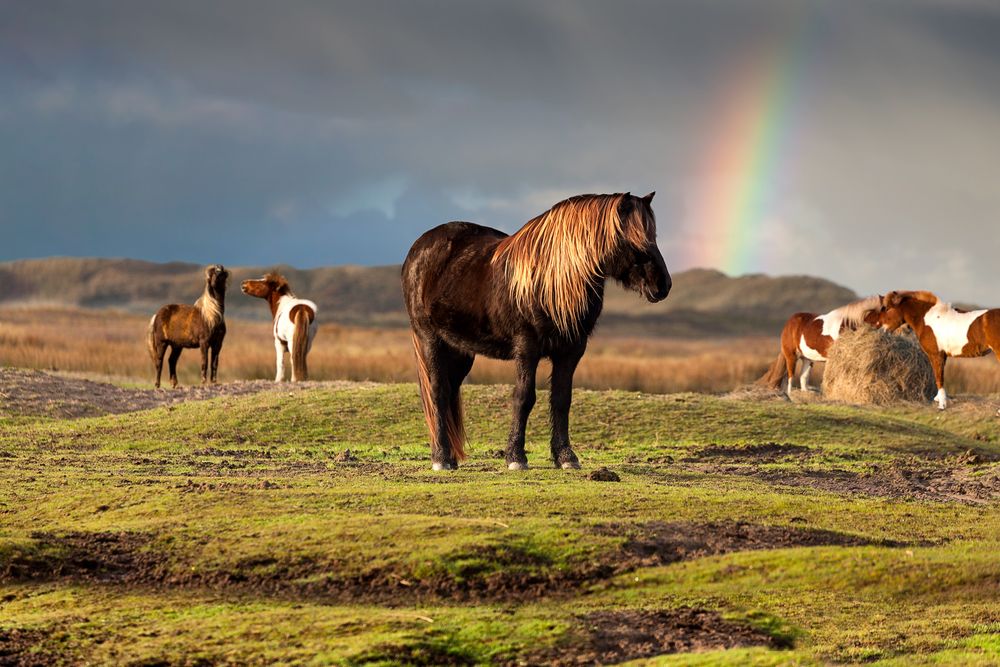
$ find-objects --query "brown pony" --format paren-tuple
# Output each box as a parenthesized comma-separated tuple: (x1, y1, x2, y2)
(147, 264, 229, 388)
(241, 272, 318, 382)
(879, 290, 1000, 409)
(402, 193, 671, 471)
(759, 295, 882, 394)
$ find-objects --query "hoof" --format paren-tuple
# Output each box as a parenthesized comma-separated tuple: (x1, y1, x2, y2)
(431, 462, 454, 471)
(560, 461, 581, 470)
(507, 461, 528, 471)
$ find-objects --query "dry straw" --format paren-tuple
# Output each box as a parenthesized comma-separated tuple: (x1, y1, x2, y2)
(823, 327, 935, 405)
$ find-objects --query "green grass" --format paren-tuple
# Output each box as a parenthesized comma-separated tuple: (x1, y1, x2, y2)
(2, 383, 1000, 664)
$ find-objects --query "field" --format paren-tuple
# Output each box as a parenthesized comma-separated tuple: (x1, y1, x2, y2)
(3, 306, 1000, 395)
(3, 367, 1000, 665)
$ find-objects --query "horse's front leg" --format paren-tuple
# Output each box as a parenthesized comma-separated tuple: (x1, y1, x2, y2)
(506, 351, 539, 471)
(931, 351, 949, 409)
(274, 339, 285, 383)
(199, 343, 210, 385)
(550, 347, 584, 469)
(210, 342, 222, 383)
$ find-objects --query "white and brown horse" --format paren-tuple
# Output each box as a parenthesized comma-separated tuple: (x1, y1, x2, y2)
(241, 272, 318, 382)
(148, 264, 229, 388)
(879, 290, 1000, 409)
(760, 295, 882, 394)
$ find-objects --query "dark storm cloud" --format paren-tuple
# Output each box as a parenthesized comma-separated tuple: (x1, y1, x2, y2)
(1, 0, 998, 302)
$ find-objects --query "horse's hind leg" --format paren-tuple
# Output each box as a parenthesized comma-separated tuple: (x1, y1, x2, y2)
(152, 341, 167, 389)
(506, 348, 540, 471)
(414, 334, 473, 470)
(783, 349, 797, 397)
(799, 359, 813, 392)
(549, 347, 584, 469)
(167, 346, 183, 388)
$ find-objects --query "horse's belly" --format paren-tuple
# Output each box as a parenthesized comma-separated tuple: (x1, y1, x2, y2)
(799, 336, 826, 362)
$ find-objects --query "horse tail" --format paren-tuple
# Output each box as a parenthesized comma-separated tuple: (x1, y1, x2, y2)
(290, 305, 313, 382)
(410, 330, 467, 463)
(146, 314, 158, 363)
(756, 353, 787, 389)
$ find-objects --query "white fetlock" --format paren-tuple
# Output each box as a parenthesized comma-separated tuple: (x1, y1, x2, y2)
(934, 388, 949, 410)
(432, 462, 454, 471)
(507, 461, 528, 471)
(560, 461, 581, 470)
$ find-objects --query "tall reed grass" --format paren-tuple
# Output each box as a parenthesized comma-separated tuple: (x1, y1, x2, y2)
(2, 306, 999, 395)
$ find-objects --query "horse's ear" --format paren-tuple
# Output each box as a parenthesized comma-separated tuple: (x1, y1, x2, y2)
(888, 292, 905, 307)
(642, 191, 655, 203)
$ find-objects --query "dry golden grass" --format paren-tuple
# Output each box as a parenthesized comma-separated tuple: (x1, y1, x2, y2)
(2, 306, 999, 395)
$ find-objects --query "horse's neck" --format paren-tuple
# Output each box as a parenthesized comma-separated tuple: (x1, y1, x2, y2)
(211, 290, 226, 313)
(577, 279, 606, 335)
(905, 301, 933, 332)
(268, 292, 291, 319)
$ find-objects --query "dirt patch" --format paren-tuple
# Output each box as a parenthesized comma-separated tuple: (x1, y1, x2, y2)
(684, 442, 812, 463)
(2, 521, 903, 609)
(588, 467, 621, 482)
(0, 627, 57, 667)
(347, 639, 476, 666)
(508, 608, 782, 666)
(1, 531, 160, 584)
(0, 367, 370, 419)
(702, 462, 1000, 505)
(594, 520, 893, 568)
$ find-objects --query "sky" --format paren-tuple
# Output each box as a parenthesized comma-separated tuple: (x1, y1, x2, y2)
(2, 0, 999, 303)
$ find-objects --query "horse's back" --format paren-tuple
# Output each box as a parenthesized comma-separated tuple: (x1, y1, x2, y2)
(402, 221, 505, 301)
(403, 222, 516, 355)
(151, 304, 203, 347)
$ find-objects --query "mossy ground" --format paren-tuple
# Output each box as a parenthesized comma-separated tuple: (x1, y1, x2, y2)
(2, 382, 1000, 664)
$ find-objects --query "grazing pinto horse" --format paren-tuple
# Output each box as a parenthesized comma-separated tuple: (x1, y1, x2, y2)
(402, 192, 671, 471)
(760, 296, 882, 394)
(241, 272, 318, 382)
(879, 290, 1000, 409)
(148, 264, 229, 388)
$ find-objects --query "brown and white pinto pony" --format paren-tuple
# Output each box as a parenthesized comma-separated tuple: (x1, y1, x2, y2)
(759, 296, 882, 394)
(148, 264, 229, 388)
(879, 290, 1000, 409)
(241, 272, 318, 382)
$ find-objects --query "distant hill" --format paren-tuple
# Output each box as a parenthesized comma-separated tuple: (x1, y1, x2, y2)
(0, 258, 859, 336)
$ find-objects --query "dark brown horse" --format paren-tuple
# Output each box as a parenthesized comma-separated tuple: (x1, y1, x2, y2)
(402, 193, 671, 471)
(147, 264, 229, 388)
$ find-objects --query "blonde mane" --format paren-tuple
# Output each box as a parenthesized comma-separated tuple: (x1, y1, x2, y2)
(830, 295, 882, 327)
(195, 272, 227, 329)
(491, 193, 654, 335)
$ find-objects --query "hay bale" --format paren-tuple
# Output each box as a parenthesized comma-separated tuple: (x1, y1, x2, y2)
(823, 327, 936, 405)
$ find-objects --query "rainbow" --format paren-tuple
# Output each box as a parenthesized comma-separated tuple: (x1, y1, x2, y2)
(687, 11, 815, 275)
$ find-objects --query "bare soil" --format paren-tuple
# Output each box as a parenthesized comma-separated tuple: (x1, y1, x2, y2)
(1, 521, 903, 608)
(595, 521, 896, 568)
(696, 461, 1000, 505)
(0, 367, 364, 419)
(0, 628, 56, 667)
(505, 608, 781, 665)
